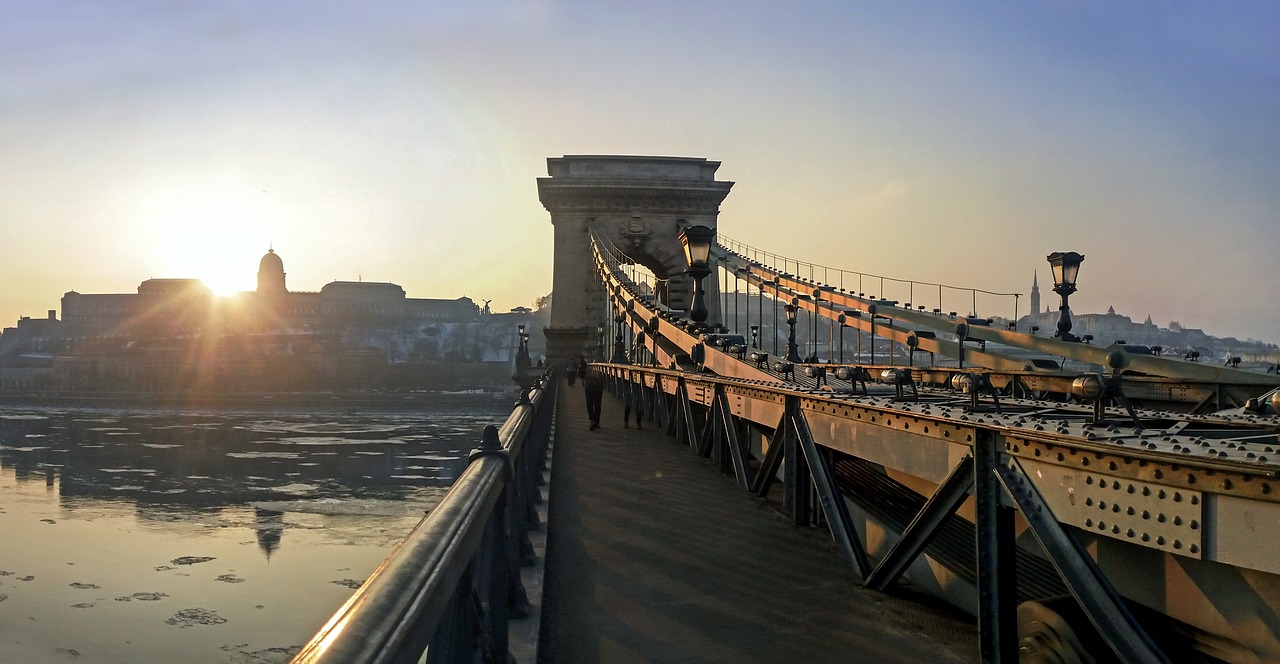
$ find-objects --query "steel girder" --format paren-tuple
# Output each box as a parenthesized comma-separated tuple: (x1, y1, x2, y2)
(996, 458, 1171, 664)
(602, 364, 1195, 662)
(864, 455, 974, 591)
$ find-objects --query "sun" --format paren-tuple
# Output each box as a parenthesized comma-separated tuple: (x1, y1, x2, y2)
(139, 183, 286, 296)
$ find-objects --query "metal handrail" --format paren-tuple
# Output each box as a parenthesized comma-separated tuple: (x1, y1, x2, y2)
(292, 369, 556, 664)
(718, 233, 1022, 320)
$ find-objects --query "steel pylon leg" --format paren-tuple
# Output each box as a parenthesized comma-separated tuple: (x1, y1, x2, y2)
(750, 413, 788, 498)
(995, 457, 1170, 664)
(974, 430, 1017, 663)
(792, 404, 871, 578)
(865, 455, 974, 591)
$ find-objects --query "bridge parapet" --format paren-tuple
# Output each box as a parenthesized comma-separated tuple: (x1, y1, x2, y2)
(291, 369, 556, 664)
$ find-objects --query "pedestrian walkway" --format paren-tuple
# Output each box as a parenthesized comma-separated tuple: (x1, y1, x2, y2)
(539, 377, 979, 663)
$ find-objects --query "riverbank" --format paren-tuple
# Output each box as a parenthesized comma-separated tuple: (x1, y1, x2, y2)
(0, 389, 519, 412)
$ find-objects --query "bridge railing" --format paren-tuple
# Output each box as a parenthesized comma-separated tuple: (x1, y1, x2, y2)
(291, 369, 556, 664)
(718, 232, 1023, 321)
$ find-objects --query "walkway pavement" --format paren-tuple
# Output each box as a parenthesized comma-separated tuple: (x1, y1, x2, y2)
(539, 378, 979, 664)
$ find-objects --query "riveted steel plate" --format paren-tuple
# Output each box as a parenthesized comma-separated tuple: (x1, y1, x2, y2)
(1018, 457, 1203, 558)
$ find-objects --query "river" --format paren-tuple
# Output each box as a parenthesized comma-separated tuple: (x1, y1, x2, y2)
(0, 401, 512, 663)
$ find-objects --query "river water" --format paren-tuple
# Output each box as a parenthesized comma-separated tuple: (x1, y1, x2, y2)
(0, 402, 512, 663)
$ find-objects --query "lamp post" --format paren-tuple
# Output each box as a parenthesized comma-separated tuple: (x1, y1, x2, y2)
(837, 314, 847, 364)
(771, 278, 780, 355)
(648, 315, 660, 366)
(515, 324, 530, 371)
(1047, 251, 1085, 342)
(678, 225, 716, 327)
(612, 312, 628, 363)
(750, 324, 759, 349)
(784, 303, 801, 362)
(513, 324, 536, 403)
(868, 305, 878, 366)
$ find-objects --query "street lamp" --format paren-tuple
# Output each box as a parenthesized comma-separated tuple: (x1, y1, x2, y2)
(612, 312, 628, 363)
(678, 224, 716, 325)
(837, 314, 847, 364)
(784, 303, 801, 362)
(1047, 251, 1085, 342)
(647, 315, 660, 366)
(750, 324, 759, 349)
(513, 324, 535, 403)
(515, 324, 529, 369)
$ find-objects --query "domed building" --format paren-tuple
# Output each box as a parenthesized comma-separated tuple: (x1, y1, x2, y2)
(257, 248, 287, 294)
(56, 246, 479, 337)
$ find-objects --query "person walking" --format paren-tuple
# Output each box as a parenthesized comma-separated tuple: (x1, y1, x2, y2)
(581, 360, 604, 430)
(623, 378, 643, 429)
(566, 356, 578, 386)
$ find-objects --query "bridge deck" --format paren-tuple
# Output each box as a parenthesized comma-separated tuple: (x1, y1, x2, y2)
(539, 379, 979, 663)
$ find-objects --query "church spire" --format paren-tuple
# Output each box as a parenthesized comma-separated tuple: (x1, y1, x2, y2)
(1030, 271, 1041, 317)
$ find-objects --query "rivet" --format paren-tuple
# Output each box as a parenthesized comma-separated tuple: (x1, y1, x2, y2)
(1158, 490, 1167, 500)
(1127, 484, 1136, 494)
(1085, 497, 1094, 506)
(1190, 520, 1199, 530)
(1157, 514, 1167, 523)
(1099, 500, 1107, 510)
(1141, 533, 1151, 542)
(1142, 510, 1150, 519)
(1142, 487, 1151, 497)
(1112, 504, 1120, 513)
(1126, 528, 1135, 538)
(1085, 518, 1094, 527)
(1174, 516, 1183, 526)
(1111, 525, 1121, 534)
(1157, 536, 1167, 545)
(1126, 507, 1135, 515)
(1173, 540, 1182, 549)
(1173, 492, 1182, 502)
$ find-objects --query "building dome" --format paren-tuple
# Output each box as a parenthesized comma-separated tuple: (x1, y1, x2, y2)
(257, 248, 287, 294)
(259, 248, 284, 272)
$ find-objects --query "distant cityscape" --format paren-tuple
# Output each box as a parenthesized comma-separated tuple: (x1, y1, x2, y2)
(2, 258, 1274, 396)
(0, 248, 545, 394)
(1018, 272, 1277, 363)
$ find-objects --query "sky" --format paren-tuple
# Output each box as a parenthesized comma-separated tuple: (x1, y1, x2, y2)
(2, 1, 1278, 341)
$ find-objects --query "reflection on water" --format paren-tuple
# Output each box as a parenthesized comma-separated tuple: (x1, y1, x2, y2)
(0, 403, 509, 663)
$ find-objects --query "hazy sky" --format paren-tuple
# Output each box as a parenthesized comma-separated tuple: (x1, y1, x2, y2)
(3, 1, 1277, 340)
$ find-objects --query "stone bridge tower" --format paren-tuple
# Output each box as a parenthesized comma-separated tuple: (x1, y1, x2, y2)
(538, 155, 734, 363)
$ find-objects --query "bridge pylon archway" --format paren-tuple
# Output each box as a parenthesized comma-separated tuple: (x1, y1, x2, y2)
(538, 155, 734, 364)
